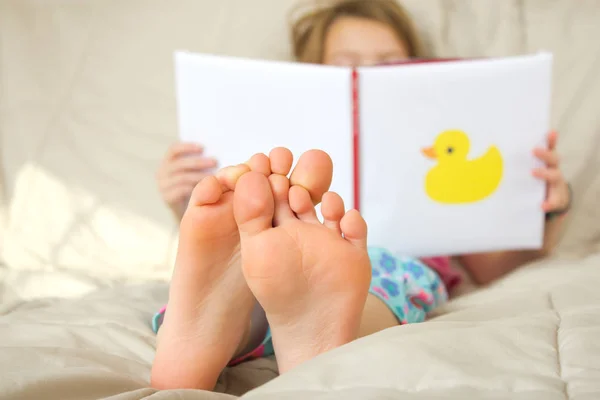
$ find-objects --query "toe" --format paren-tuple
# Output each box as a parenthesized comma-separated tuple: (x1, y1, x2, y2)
(245, 153, 271, 176)
(183, 175, 236, 238)
(188, 176, 223, 207)
(269, 174, 295, 225)
(269, 147, 294, 176)
(289, 150, 333, 205)
(289, 185, 319, 224)
(234, 172, 275, 236)
(321, 192, 345, 234)
(216, 164, 251, 191)
(340, 210, 368, 249)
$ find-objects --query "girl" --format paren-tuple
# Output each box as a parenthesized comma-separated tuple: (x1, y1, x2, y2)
(152, 0, 571, 391)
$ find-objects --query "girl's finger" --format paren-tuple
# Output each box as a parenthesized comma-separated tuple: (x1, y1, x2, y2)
(542, 189, 569, 213)
(164, 184, 197, 204)
(533, 148, 559, 167)
(159, 172, 208, 193)
(166, 142, 204, 160)
(547, 130, 558, 151)
(532, 168, 562, 183)
(168, 156, 218, 175)
(171, 172, 211, 186)
(541, 199, 558, 213)
(541, 199, 551, 212)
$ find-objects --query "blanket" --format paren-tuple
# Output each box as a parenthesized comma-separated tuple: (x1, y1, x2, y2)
(1, 253, 598, 399)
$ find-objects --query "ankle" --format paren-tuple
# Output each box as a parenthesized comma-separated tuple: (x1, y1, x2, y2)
(234, 302, 269, 358)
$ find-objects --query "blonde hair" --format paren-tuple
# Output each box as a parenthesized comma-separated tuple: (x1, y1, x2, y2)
(290, 0, 425, 64)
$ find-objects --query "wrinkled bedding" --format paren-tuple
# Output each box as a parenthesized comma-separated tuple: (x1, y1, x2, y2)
(1, 254, 599, 399)
(0, 282, 275, 400)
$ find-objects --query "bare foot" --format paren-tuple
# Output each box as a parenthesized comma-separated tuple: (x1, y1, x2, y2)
(233, 150, 372, 374)
(150, 154, 270, 390)
(150, 148, 332, 390)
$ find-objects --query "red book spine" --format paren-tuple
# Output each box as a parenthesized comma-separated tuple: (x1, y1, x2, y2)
(352, 68, 360, 212)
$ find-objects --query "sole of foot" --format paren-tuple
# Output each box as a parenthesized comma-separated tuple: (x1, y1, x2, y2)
(151, 151, 277, 390)
(234, 149, 372, 374)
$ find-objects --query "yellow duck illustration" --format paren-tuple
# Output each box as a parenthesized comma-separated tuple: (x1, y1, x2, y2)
(421, 129, 503, 204)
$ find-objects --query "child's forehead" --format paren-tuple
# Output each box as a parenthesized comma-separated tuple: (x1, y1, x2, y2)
(325, 17, 407, 50)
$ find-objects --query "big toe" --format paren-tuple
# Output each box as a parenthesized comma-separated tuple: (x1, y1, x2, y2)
(188, 175, 224, 208)
(234, 171, 275, 236)
(289, 150, 333, 205)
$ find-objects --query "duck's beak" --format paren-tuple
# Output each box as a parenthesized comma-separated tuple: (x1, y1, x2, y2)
(421, 147, 437, 159)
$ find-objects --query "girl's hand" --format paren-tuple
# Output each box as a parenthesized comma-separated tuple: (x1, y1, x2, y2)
(532, 131, 571, 214)
(156, 142, 218, 218)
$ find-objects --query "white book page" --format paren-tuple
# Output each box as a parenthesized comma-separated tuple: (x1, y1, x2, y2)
(175, 52, 354, 211)
(358, 53, 552, 257)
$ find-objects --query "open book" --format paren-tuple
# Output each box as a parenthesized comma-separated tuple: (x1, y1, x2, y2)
(174, 51, 553, 257)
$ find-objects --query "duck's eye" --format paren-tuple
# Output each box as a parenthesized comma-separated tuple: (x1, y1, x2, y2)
(447, 147, 454, 154)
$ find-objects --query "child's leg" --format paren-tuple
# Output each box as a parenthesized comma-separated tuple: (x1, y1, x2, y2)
(224, 252, 447, 369)
(359, 248, 448, 337)
(150, 162, 259, 391)
(153, 252, 445, 370)
(226, 253, 447, 370)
